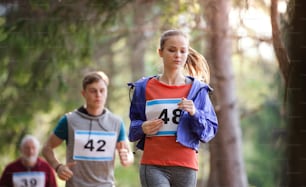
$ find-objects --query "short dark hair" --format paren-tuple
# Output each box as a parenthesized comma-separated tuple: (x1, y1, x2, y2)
(82, 71, 109, 89)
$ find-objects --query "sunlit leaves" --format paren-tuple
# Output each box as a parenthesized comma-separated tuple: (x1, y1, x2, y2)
(0, 0, 134, 160)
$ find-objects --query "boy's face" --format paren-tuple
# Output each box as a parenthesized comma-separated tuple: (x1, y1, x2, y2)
(82, 80, 108, 110)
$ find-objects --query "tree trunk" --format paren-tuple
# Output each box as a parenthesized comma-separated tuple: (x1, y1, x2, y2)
(270, 0, 289, 83)
(202, 0, 248, 186)
(283, 0, 306, 186)
(128, 0, 152, 81)
(126, 0, 153, 162)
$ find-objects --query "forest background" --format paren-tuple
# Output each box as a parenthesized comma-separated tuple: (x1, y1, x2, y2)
(0, 0, 294, 187)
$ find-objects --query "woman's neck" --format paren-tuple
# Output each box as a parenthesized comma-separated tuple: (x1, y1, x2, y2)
(159, 73, 186, 85)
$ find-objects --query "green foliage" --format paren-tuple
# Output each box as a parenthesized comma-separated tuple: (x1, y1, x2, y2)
(156, 0, 201, 29)
(0, 0, 133, 165)
(115, 163, 140, 187)
(242, 99, 285, 187)
(236, 60, 286, 187)
(0, 1, 287, 186)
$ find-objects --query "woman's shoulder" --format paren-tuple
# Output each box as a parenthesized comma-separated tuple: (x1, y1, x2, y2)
(189, 76, 213, 92)
(128, 75, 157, 87)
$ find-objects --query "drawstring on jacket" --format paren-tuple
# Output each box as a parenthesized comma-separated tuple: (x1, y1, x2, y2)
(88, 119, 93, 141)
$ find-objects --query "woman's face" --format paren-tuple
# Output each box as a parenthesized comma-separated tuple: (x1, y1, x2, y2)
(158, 35, 189, 71)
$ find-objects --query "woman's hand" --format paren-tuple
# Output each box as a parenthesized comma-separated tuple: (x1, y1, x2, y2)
(142, 119, 164, 135)
(178, 97, 196, 116)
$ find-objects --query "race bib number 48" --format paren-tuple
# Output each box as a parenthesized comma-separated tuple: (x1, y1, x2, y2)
(73, 130, 117, 161)
(146, 98, 182, 136)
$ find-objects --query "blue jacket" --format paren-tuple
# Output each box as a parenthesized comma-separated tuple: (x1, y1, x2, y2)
(128, 76, 218, 151)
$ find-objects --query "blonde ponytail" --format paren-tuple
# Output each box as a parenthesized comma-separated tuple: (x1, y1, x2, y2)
(185, 47, 210, 84)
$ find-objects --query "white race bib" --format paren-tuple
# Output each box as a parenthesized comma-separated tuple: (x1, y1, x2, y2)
(13, 171, 45, 187)
(73, 130, 117, 161)
(146, 98, 182, 136)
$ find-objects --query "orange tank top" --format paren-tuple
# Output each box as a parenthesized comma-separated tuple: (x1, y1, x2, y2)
(141, 78, 198, 170)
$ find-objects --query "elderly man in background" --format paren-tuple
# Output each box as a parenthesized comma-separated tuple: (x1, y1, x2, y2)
(0, 135, 57, 187)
